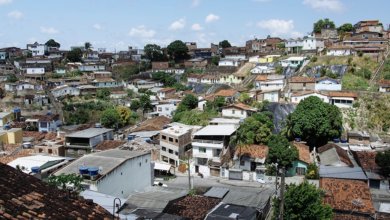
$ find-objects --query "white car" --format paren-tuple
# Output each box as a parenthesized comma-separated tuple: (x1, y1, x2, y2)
(153, 181, 168, 187)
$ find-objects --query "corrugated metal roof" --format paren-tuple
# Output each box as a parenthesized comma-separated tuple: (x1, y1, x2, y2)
(204, 187, 230, 199)
(319, 165, 367, 180)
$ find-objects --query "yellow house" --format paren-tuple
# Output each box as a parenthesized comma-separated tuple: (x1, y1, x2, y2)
(219, 74, 244, 84)
(0, 112, 14, 127)
(0, 128, 23, 144)
(259, 55, 281, 64)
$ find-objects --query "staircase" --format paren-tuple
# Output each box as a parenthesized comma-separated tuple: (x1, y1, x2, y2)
(232, 74, 257, 91)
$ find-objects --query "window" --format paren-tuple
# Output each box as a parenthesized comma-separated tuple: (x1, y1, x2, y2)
(38, 148, 43, 153)
(169, 137, 173, 142)
(296, 167, 306, 175)
(48, 149, 53, 154)
(232, 110, 235, 114)
(158, 107, 162, 112)
(240, 160, 245, 166)
(199, 147, 206, 153)
(175, 151, 178, 156)
(175, 139, 178, 143)
(169, 149, 173, 154)
(162, 135, 166, 140)
(241, 110, 244, 115)
(162, 147, 166, 151)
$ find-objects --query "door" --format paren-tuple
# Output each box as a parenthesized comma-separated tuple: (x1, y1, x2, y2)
(210, 168, 220, 177)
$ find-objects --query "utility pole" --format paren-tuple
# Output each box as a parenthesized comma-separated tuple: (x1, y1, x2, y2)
(279, 166, 286, 220)
(187, 156, 192, 190)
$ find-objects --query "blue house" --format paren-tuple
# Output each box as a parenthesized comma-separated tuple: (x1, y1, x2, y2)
(315, 77, 342, 91)
(287, 142, 312, 176)
(91, 78, 122, 88)
(34, 113, 62, 132)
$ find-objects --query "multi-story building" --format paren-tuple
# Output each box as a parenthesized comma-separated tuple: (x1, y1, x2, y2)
(192, 125, 237, 177)
(160, 125, 192, 167)
(27, 42, 47, 57)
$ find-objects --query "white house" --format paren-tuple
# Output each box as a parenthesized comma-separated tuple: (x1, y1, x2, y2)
(219, 59, 240, 67)
(221, 103, 257, 119)
(379, 80, 390, 93)
(253, 89, 281, 102)
(302, 35, 325, 52)
(328, 91, 358, 108)
(51, 85, 80, 98)
(250, 65, 275, 74)
(27, 42, 47, 57)
(192, 125, 237, 177)
(155, 102, 178, 117)
(326, 46, 354, 56)
(285, 39, 304, 54)
(315, 77, 342, 91)
(55, 149, 152, 198)
(159, 125, 192, 167)
(290, 91, 329, 104)
(26, 67, 45, 75)
(254, 75, 285, 91)
(280, 57, 307, 68)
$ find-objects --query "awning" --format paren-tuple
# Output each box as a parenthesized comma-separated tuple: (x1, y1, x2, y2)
(154, 162, 172, 171)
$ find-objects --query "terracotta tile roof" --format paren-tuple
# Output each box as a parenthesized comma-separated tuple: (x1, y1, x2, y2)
(235, 145, 268, 159)
(328, 91, 358, 98)
(93, 78, 115, 83)
(224, 103, 257, 112)
(23, 131, 57, 142)
(32, 114, 59, 122)
(289, 76, 315, 83)
(290, 90, 317, 97)
(352, 151, 379, 172)
(214, 89, 238, 97)
(0, 149, 34, 165)
(95, 140, 126, 151)
(292, 142, 311, 164)
(159, 87, 176, 93)
(188, 74, 203, 79)
(379, 79, 390, 87)
(132, 116, 171, 132)
(318, 143, 353, 167)
(320, 178, 375, 216)
(255, 75, 267, 81)
(0, 163, 111, 219)
(164, 195, 221, 220)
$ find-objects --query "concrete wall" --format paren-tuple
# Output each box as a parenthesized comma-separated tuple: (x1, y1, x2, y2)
(326, 49, 352, 56)
(222, 108, 248, 119)
(291, 93, 329, 104)
(315, 80, 342, 91)
(97, 153, 152, 198)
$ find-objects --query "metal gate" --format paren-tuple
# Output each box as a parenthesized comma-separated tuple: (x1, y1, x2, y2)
(229, 169, 243, 180)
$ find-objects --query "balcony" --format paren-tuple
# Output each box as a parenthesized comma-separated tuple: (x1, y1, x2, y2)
(192, 139, 223, 149)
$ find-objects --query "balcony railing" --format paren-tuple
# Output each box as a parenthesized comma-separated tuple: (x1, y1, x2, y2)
(192, 139, 223, 145)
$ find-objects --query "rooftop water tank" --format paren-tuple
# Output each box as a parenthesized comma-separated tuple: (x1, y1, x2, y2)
(333, 138, 340, 143)
(88, 167, 99, 176)
(128, 135, 135, 141)
(295, 137, 301, 142)
(340, 139, 348, 143)
(31, 166, 40, 174)
(79, 167, 89, 175)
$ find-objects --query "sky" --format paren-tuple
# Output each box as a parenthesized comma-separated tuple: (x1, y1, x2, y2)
(0, 0, 389, 51)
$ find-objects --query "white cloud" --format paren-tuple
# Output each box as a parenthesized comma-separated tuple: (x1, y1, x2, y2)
(128, 25, 156, 38)
(93, 23, 102, 30)
(205, 14, 220, 23)
(0, 0, 12, 5)
(257, 19, 295, 36)
(7, 10, 23, 19)
(40, 26, 59, 34)
(191, 23, 203, 31)
(303, 0, 343, 12)
(169, 18, 186, 31)
(191, 0, 200, 7)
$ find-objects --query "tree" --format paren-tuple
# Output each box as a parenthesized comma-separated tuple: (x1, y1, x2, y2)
(273, 181, 333, 220)
(144, 44, 165, 61)
(139, 94, 153, 114)
(66, 48, 83, 62)
(167, 40, 189, 61)
(130, 99, 141, 111)
(45, 39, 60, 48)
(152, 72, 177, 87)
(230, 113, 274, 146)
(96, 88, 111, 100)
(287, 96, 342, 146)
(84, 42, 92, 50)
(176, 94, 198, 112)
(376, 150, 390, 178)
(211, 56, 220, 66)
(305, 163, 319, 179)
(313, 18, 335, 33)
(6, 74, 18, 83)
(205, 96, 226, 111)
(337, 23, 353, 33)
(173, 109, 218, 126)
(101, 108, 120, 129)
(219, 40, 232, 48)
(267, 134, 298, 168)
(116, 106, 132, 127)
(239, 93, 252, 105)
(48, 173, 83, 193)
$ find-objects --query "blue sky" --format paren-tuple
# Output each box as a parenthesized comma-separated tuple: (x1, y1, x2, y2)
(0, 0, 388, 51)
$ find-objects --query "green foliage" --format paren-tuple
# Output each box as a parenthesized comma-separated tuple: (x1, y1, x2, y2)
(152, 72, 177, 87)
(310, 56, 317, 63)
(63, 101, 111, 125)
(130, 99, 141, 111)
(101, 108, 120, 129)
(219, 40, 232, 48)
(167, 40, 189, 61)
(116, 106, 134, 127)
(173, 109, 218, 126)
(273, 181, 333, 220)
(287, 96, 343, 146)
(267, 134, 298, 168)
(127, 89, 135, 98)
(239, 93, 252, 105)
(205, 96, 226, 111)
(305, 163, 319, 179)
(84, 42, 92, 50)
(48, 173, 83, 192)
(66, 48, 83, 62)
(275, 66, 283, 75)
(211, 56, 220, 66)
(140, 94, 153, 113)
(355, 68, 372, 80)
(177, 94, 198, 112)
(230, 113, 274, 146)
(112, 62, 149, 80)
(342, 73, 369, 90)
(313, 18, 335, 33)
(45, 39, 60, 48)
(67, 108, 90, 125)
(276, 42, 285, 49)
(144, 44, 166, 61)
(337, 23, 353, 33)
(376, 150, 390, 177)
(64, 70, 83, 78)
(6, 74, 18, 83)
(96, 88, 111, 100)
